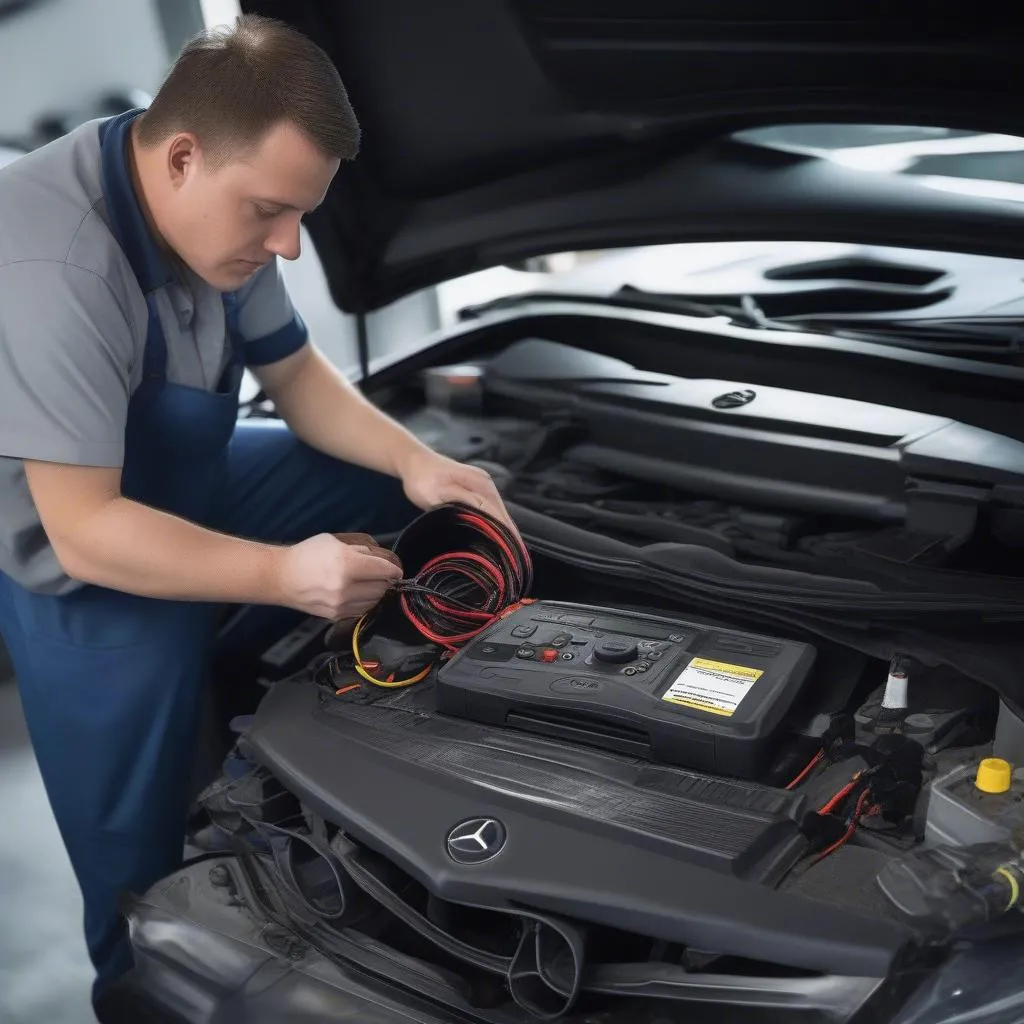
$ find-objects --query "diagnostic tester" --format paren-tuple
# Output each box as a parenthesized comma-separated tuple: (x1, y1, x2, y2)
(436, 600, 817, 778)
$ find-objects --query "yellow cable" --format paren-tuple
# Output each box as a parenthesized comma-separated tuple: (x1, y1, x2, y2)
(993, 865, 1021, 911)
(350, 614, 433, 689)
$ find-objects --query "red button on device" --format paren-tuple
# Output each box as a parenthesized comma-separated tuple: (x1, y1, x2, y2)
(540, 649, 558, 662)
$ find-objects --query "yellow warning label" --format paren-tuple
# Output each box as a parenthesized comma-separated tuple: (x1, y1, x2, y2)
(688, 658, 763, 680)
(661, 658, 764, 717)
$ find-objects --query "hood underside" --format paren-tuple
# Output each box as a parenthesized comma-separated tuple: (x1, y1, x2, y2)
(244, 1, 1024, 312)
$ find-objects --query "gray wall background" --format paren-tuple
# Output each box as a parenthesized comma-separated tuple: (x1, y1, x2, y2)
(0, 0, 182, 142)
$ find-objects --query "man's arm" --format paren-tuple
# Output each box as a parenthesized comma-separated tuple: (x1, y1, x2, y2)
(24, 461, 401, 617)
(0, 261, 280, 603)
(253, 342, 430, 478)
(254, 341, 516, 529)
(24, 461, 283, 602)
(0, 260, 398, 617)
(239, 260, 430, 478)
(238, 259, 515, 529)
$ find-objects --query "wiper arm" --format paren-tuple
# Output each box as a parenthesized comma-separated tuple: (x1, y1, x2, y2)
(461, 289, 1024, 359)
(625, 288, 1024, 357)
(628, 287, 1024, 355)
(458, 288, 741, 322)
(782, 314, 1024, 357)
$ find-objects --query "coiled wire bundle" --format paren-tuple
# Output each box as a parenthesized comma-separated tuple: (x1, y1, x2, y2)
(349, 502, 533, 688)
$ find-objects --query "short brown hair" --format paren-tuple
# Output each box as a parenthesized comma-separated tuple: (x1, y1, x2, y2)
(135, 14, 359, 164)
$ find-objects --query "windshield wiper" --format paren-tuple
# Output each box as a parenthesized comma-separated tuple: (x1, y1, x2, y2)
(772, 313, 1024, 358)
(619, 289, 1024, 359)
(458, 289, 735, 321)
(460, 289, 1024, 359)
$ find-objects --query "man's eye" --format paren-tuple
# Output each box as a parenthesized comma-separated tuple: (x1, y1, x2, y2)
(254, 204, 279, 219)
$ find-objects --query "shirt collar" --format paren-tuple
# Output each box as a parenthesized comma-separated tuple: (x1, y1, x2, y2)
(98, 108, 175, 294)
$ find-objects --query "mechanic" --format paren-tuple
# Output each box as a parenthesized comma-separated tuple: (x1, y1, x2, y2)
(0, 13, 513, 1012)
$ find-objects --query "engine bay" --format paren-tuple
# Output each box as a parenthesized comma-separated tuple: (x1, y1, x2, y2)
(165, 575, 1022, 1022)
(131, 333, 1024, 1023)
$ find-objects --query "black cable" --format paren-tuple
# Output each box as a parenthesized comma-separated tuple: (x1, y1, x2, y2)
(351, 503, 533, 687)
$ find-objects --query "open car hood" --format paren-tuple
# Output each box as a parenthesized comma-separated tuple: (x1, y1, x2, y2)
(243, 2, 1024, 313)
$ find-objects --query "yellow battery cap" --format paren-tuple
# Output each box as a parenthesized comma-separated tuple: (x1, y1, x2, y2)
(976, 758, 1013, 794)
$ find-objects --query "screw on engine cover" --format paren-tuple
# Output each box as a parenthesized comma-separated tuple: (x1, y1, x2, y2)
(264, 926, 307, 960)
(209, 865, 231, 887)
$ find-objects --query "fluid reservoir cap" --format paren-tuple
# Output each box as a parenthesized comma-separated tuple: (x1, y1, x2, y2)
(976, 757, 1013, 794)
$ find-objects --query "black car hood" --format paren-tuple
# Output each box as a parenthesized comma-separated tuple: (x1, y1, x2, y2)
(244, 2, 1024, 313)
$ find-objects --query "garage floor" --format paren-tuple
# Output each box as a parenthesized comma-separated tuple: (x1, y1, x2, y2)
(0, 678, 99, 1024)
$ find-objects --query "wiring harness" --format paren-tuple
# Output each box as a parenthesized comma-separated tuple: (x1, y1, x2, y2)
(346, 502, 534, 689)
(784, 726, 925, 867)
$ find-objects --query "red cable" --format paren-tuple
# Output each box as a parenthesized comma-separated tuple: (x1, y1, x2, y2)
(384, 504, 534, 655)
(815, 789, 871, 862)
(459, 512, 514, 564)
(817, 771, 863, 816)
(400, 550, 507, 648)
(422, 550, 506, 602)
(784, 750, 824, 790)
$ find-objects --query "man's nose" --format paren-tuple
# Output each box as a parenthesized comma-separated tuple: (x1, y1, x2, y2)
(265, 215, 302, 261)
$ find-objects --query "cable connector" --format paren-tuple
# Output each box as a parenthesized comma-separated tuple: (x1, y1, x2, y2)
(881, 655, 910, 711)
(873, 654, 910, 735)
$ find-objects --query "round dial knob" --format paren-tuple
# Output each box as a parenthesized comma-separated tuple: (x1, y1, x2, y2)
(593, 638, 638, 664)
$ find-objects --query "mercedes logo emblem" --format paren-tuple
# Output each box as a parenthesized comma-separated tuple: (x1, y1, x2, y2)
(712, 389, 756, 409)
(446, 817, 507, 864)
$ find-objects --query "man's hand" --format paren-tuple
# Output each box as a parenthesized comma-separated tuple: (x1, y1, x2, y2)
(275, 533, 402, 619)
(398, 448, 516, 531)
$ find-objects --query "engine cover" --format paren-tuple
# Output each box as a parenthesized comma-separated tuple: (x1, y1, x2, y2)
(435, 601, 816, 778)
(242, 674, 911, 977)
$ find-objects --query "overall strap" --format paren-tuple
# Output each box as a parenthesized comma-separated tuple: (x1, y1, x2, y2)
(141, 297, 168, 385)
(222, 290, 242, 339)
(98, 110, 173, 388)
(217, 291, 246, 394)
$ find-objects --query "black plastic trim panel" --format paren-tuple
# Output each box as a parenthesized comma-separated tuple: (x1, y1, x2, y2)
(245, 681, 914, 978)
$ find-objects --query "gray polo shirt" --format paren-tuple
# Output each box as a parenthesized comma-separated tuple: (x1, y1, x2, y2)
(0, 113, 309, 595)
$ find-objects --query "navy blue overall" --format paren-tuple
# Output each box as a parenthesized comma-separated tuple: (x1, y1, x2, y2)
(0, 112, 413, 999)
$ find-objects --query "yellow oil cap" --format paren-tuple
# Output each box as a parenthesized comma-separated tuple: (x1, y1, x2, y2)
(976, 758, 1013, 794)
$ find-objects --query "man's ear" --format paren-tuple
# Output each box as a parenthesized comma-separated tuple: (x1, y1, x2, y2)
(166, 133, 200, 188)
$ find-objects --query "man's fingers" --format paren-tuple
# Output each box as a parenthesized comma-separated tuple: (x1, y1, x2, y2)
(471, 478, 517, 530)
(333, 532, 377, 547)
(456, 486, 499, 518)
(454, 485, 519, 537)
(333, 532, 402, 570)
(346, 545, 403, 581)
(362, 545, 403, 570)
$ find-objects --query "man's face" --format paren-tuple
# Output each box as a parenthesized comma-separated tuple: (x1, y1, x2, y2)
(159, 121, 340, 292)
